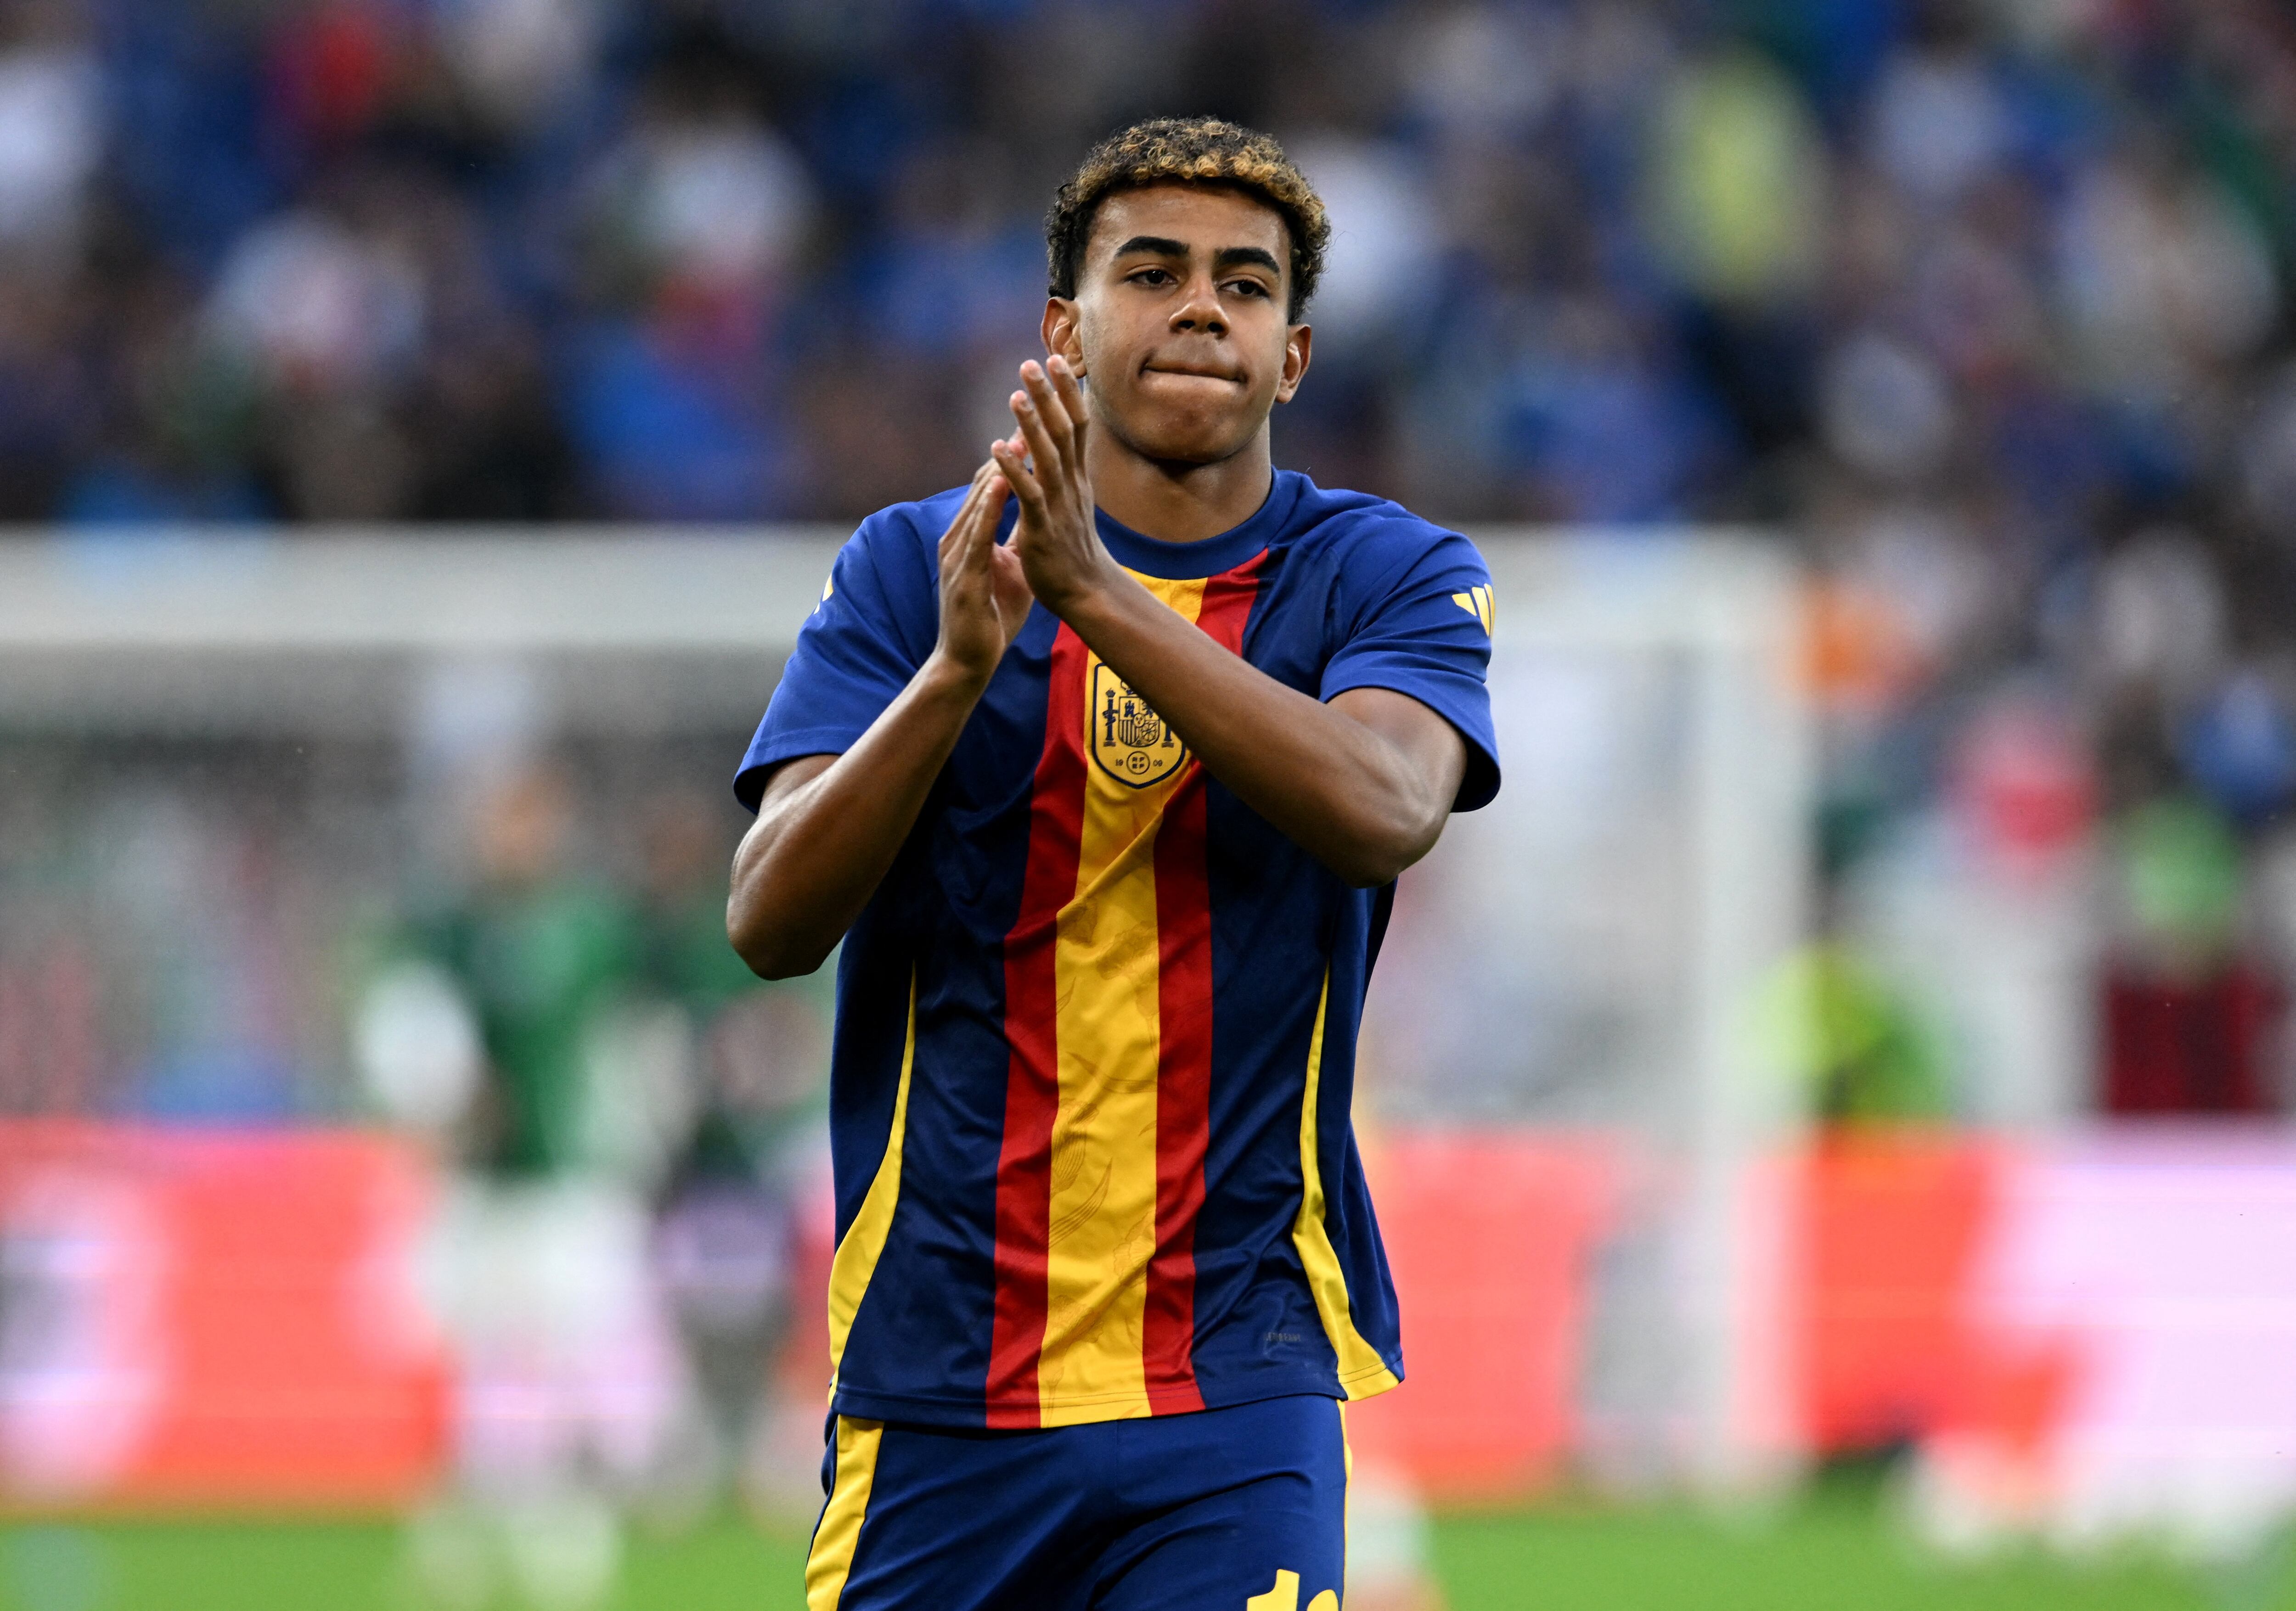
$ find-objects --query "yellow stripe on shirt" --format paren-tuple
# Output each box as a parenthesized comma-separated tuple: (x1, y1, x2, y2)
(1037, 572, 1207, 1424)
(1292, 974, 1401, 1398)
(825, 972, 917, 1394)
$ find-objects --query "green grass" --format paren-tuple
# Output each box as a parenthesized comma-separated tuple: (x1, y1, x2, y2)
(1432, 1497, 2273, 1611)
(0, 1488, 2279, 1611)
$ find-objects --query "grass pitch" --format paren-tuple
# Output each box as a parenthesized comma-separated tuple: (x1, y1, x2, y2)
(0, 1485, 2275, 1611)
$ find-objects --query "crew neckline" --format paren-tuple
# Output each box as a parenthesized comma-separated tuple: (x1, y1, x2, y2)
(1090, 470, 1300, 580)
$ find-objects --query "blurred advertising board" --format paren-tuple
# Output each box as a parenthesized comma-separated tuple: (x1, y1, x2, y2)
(0, 1122, 447, 1511)
(1344, 1132, 1619, 1504)
(1795, 1126, 2296, 1553)
(0, 1117, 2288, 1549)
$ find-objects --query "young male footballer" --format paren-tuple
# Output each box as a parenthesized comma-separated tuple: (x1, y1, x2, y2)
(728, 117, 1500, 1611)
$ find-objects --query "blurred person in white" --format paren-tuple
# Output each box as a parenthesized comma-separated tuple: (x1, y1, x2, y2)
(0, 0, 99, 275)
(434, 0, 601, 136)
(2054, 139, 2278, 400)
(202, 189, 428, 517)
(566, 63, 815, 518)
(357, 763, 690, 1611)
(632, 788, 829, 1521)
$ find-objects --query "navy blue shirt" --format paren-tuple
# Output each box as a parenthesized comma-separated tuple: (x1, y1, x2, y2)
(738, 470, 1498, 1428)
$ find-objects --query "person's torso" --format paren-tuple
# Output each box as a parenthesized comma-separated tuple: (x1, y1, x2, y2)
(811, 474, 1462, 1427)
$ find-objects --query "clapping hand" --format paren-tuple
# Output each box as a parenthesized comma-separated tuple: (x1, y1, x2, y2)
(932, 460, 1033, 689)
(991, 356, 1119, 618)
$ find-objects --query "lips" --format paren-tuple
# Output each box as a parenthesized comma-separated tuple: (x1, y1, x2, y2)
(1141, 362, 1243, 383)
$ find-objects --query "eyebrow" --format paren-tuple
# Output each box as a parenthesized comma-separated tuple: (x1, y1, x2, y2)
(1110, 236, 1283, 279)
(1213, 246, 1282, 276)
(1111, 235, 1190, 259)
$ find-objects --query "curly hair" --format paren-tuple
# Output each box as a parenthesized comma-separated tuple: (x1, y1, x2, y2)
(1046, 117, 1330, 321)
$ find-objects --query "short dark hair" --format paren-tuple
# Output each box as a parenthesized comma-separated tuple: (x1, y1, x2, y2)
(1046, 117, 1330, 321)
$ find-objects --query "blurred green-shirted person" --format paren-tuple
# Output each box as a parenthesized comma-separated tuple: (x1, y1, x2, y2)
(361, 764, 675, 1611)
(422, 765, 639, 1179)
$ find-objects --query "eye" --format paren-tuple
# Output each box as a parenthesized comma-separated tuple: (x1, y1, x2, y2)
(1225, 278, 1272, 299)
(1129, 267, 1176, 286)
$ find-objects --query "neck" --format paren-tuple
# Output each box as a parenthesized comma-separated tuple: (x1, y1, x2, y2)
(1084, 423, 1274, 544)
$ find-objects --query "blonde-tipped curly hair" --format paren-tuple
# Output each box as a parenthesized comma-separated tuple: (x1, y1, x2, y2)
(1046, 117, 1329, 320)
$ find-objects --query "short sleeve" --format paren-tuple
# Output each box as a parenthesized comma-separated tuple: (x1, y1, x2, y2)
(1319, 527, 1502, 812)
(734, 512, 934, 811)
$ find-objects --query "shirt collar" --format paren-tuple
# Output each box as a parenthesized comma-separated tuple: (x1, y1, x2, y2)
(1090, 470, 1302, 580)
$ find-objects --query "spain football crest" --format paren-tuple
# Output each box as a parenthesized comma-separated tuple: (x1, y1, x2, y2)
(1089, 660, 1188, 789)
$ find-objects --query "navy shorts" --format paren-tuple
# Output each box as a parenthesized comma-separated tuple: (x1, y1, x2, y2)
(805, 1393, 1349, 1611)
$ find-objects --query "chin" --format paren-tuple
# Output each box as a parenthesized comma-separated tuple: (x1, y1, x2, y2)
(1116, 408, 1255, 467)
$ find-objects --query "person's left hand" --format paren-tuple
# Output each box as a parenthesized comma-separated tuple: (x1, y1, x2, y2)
(991, 355, 1116, 619)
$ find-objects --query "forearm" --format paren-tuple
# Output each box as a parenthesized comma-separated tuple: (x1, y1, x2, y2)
(728, 653, 987, 977)
(1065, 576, 1448, 885)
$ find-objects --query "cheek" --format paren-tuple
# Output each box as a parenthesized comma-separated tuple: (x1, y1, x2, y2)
(1073, 303, 1138, 378)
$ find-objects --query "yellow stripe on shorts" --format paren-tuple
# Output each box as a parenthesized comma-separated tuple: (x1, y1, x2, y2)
(805, 1415, 884, 1611)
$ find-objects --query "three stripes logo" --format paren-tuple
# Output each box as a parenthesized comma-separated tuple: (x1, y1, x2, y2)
(1451, 583, 1495, 634)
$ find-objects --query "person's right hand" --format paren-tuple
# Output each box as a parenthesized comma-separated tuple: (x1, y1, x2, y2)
(932, 460, 1031, 689)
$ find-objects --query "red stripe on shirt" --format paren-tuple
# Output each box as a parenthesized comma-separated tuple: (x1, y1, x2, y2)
(1142, 558, 1263, 1410)
(987, 620, 1089, 1427)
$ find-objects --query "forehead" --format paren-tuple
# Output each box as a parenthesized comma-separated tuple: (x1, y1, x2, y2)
(1085, 183, 1291, 267)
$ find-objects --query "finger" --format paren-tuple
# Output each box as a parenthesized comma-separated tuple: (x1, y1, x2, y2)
(1046, 354, 1089, 441)
(994, 432, 1049, 519)
(938, 471, 993, 564)
(989, 539, 1029, 606)
(1008, 387, 1065, 497)
(1019, 362, 1075, 458)
(962, 467, 1007, 562)
(942, 460, 994, 535)
(990, 437, 1047, 518)
(990, 436, 1041, 505)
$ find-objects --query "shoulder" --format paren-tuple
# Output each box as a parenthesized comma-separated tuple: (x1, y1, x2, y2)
(827, 484, 975, 606)
(845, 485, 970, 566)
(1275, 473, 1488, 595)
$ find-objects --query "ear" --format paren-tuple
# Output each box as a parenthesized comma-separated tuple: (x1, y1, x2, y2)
(1274, 322, 1312, 404)
(1042, 298, 1085, 376)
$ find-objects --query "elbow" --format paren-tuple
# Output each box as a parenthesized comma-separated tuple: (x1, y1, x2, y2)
(1332, 851, 1416, 889)
(726, 904, 829, 982)
(732, 933, 829, 982)
(742, 946, 824, 983)
(1328, 810, 1446, 889)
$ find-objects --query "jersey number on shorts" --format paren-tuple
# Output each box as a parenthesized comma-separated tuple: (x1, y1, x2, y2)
(1246, 1570, 1337, 1611)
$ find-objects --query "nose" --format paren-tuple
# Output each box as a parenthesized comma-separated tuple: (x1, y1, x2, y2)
(1169, 275, 1227, 337)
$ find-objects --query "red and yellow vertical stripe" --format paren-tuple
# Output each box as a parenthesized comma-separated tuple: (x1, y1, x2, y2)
(989, 561, 1261, 1427)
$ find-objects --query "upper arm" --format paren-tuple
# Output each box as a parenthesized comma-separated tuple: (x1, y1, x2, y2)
(734, 514, 934, 812)
(751, 752, 838, 817)
(1330, 687, 1468, 821)
(1319, 525, 1502, 812)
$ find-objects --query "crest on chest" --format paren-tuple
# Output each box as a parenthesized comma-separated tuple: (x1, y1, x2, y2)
(1088, 661, 1188, 789)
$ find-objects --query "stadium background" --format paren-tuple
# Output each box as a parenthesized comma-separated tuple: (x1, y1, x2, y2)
(3, 0, 2296, 1606)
